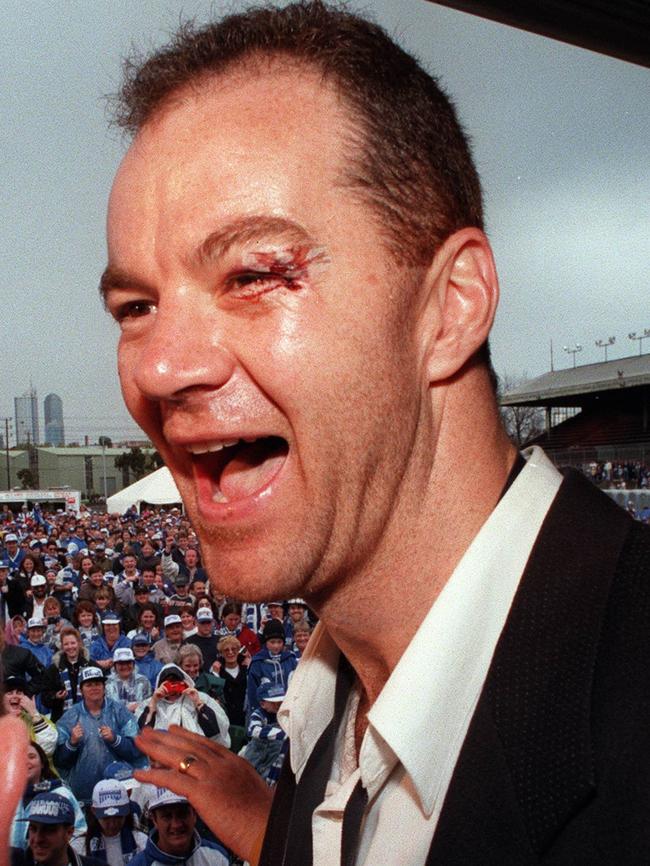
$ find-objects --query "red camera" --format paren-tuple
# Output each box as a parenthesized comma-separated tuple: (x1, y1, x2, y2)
(162, 680, 188, 696)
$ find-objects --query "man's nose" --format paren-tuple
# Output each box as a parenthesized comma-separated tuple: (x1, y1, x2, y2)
(129, 292, 236, 402)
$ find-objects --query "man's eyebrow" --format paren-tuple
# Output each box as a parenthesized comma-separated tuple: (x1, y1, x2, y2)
(195, 215, 317, 265)
(98, 267, 153, 309)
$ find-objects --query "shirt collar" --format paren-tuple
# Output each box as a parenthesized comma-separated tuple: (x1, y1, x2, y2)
(366, 446, 562, 814)
(280, 447, 563, 808)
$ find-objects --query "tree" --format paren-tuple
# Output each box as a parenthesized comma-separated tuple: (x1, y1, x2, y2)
(114, 447, 148, 481)
(114, 447, 163, 482)
(499, 374, 545, 448)
(98, 436, 113, 448)
(17, 468, 37, 489)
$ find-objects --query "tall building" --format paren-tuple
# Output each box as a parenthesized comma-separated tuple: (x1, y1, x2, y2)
(44, 393, 65, 446)
(14, 387, 39, 446)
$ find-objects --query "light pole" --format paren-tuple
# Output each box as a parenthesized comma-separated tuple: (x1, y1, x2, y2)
(563, 344, 583, 368)
(595, 336, 615, 362)
(101, 442, 108, 501)
(628, 329, 650, 356)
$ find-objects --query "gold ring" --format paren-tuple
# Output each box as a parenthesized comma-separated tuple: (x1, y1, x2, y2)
(178, 755, 198, 774)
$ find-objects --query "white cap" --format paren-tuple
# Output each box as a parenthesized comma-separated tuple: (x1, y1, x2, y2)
(27, 616, 46, 629)
(196, 609, 214, 622)
(149, 787, 190, 812)
(30, 574, 47, 587)
(113, 647, 135, 663)
(164, 614, 182, 628)
(91, 779, 131, 817)
(4, 533, 18, 543)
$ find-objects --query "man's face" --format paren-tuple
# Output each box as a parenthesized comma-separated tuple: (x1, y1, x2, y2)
(165, 624, 183, 643)
(191, 580, 206, 598)
(28, 822, 73, 865)
(152, 803, 195, 855)
(197, 618, 213, 636)
(123, 556, 136, 573)
(6, 540, 17, 555)
(106, 66, 424, 603)
(185, 549, 198, 567)
(90, 570, 104, 586)
(104, 623, 120, 644)
(266, 637, 285, 655)
(28, 627, 45, 644)
(81, 680, 105, 704)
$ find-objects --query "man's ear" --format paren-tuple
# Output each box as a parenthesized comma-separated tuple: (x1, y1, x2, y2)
(418, 228, 499, 383)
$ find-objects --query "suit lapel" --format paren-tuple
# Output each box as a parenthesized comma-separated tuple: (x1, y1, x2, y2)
(429, 470, 632, 862)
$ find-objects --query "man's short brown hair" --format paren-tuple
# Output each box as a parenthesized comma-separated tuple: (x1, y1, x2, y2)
(112, 0, 495, 382)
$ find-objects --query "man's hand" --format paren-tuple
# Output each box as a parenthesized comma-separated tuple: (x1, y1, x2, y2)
(70, 723, 84, 745)
(99, 724, 116, 743)
(55, 688, 67, 699)
(96, 658, 113, 670)
(134, 726, 273, 863)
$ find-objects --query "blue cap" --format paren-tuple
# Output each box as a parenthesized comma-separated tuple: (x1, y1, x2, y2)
(21, 792, 75, 825)
(257, 682, 286, 703)
(104, 761, 139, 789)
(101, 610, 122, 625)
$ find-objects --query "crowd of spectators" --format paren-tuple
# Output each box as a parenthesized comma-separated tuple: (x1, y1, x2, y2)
(582, 459, 650, 490)
(1, 501, 314, 865)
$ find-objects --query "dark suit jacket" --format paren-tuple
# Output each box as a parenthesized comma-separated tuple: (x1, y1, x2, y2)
(261, 470, 650, 864)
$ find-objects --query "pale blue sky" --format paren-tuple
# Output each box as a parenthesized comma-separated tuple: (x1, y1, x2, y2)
(2, 0, 649, 443)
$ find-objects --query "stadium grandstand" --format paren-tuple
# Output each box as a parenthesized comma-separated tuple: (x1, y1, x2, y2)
(501, 353, 650, 511)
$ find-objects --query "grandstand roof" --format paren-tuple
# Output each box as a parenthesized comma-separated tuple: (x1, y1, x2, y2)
(501, 354, 650, 407)
(428, 0, 650, 68)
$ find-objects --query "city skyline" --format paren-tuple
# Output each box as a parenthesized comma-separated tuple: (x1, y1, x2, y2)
(2, 1, 648, 442)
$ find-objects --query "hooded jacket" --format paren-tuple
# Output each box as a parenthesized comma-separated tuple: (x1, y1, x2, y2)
(130, 830, 228, 866)
(246, 646, 297, 719)
(137, 664, 230, 747)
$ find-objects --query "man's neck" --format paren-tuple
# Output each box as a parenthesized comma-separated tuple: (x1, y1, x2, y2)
(310, 377, 516, 708)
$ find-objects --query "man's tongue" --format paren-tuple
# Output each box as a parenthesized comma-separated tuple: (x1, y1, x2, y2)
(217, 439, 286, 502)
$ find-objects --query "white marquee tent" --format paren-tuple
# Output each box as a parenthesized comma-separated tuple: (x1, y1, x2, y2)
(106, 466, 183, 513)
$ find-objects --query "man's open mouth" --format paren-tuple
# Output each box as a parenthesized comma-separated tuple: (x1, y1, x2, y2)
(188, 436, 289, 503)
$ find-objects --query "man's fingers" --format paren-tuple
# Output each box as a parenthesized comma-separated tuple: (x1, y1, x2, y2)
(133, 766, 199, 800)
(135, 727, 226, 770)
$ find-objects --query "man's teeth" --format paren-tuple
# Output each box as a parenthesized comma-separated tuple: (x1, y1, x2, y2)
(186, 437, 256, 455)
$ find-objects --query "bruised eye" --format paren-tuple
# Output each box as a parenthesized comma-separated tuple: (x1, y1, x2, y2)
(227, 271, 296, 300)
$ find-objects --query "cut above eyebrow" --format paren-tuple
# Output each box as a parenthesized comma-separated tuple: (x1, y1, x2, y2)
(195, 215, 317, 266)
(99, 215, 320, 306)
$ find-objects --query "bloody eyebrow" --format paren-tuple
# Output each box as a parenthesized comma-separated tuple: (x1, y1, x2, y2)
(195, 215, 317, 266)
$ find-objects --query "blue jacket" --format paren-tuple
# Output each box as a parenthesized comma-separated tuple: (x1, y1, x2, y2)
(246, 646, 297, 718)
(90, 634, 132, 662)
(135, 653, 163, 689)
(54, 697, 145, 803)
(130, 831, 229, 866)
(19, 636, 53, 669)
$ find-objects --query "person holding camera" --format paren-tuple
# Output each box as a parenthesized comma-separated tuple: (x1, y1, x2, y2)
(136, 664, 230, 747)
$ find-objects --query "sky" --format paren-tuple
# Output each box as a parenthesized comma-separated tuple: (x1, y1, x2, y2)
(2, 0, 649, 445)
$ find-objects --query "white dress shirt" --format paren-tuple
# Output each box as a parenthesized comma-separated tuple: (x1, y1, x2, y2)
(278, 446, 563, 866)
